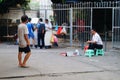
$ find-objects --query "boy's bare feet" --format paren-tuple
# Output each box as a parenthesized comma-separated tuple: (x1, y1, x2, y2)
(18, 63, 22, 67)
(20, 64, 29, 68)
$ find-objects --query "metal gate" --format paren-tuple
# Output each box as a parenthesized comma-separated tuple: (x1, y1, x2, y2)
(50, 4, 92, 48)
(1, 1, 120, 49)
(50, 2, 120, 49)
(113, 8, 120, 48)
(33, 5, 92, 48)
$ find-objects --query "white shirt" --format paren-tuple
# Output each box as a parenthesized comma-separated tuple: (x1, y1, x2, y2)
(18, 23, 29, 48)
(92, 33, 103, 45)
(45, 22, 52, 31)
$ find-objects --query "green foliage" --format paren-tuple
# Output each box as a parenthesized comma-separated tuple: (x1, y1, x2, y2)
(0, 0, 1, 2)
(51, 0, 65, 4)
(51, 0, 115, 3)
(0, 0, 30, 14)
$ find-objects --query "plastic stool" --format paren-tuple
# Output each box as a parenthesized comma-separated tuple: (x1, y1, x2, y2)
(96, 49, 104, 56)
(85, 49, 94, 57)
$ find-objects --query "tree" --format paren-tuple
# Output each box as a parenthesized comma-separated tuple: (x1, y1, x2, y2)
(0, 0, 30, 14)
(0, 0, 3, 3)
(51, 0, 64, 3)
(51, 0, 117, 4)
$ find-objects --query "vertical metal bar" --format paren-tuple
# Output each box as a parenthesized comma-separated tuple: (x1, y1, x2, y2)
(90, 8, 93, 30)
(112, 8, 114, 48)
(7, 14, 8, 36)
(70, 7, 73, 47)
(104, 8, 107, 52)
(89, 8, 93, 41)
(45, 9, 47, 20)
(22, 8, 25, 15)
(104, 29, 107, 51)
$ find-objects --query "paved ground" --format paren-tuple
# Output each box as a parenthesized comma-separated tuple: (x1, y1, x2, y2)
(0, 43, 120, 80)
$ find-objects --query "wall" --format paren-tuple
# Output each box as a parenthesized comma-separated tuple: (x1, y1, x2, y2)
(0, 9, 38, 38)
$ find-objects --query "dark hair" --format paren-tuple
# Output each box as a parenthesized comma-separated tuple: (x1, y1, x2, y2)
(45, 19, 48, 22)
(21, 15, 28, 22)
(39, 18, 43, 22)
(92, 28, 96, 32)
(28, 18, 31, 22)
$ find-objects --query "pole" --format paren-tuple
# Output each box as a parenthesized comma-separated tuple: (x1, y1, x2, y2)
(45, 9, 47, 20)
(112, 8, 114, 48)
(104, 9, 107, 51)
(7, 15, 8, 36)
(23, 8, 25, 15)
(70, 7, 73, 47)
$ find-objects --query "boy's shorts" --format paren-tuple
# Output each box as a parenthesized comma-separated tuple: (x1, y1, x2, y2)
(19, 45, 31, 53)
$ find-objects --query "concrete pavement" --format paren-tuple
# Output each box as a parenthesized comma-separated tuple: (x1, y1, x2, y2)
(0, 43, 120, 80)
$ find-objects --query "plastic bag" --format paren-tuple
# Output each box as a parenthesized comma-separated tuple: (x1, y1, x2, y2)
(84, 45, 89, 53)
(57, 26, 62, 35)
(60, 26, 67, 34)
(54, 35, 58, 43)
(50, 34, 54, 43)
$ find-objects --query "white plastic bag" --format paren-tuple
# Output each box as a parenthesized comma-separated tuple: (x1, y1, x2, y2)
(60, 26, 67, 34)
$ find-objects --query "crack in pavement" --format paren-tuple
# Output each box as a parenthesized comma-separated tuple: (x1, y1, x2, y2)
(0, 70, 120, 79)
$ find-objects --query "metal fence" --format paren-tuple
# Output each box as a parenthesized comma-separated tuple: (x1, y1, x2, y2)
(113, 8, 120, 48)
(49, 1, 120, 49)
(41, 7, 92, 49)
(1, 1, 120, 49)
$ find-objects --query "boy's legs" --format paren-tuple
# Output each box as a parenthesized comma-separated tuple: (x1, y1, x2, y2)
(22, 52, 31, 67)
(18, 46, 31, 67)
(18, 52, 22, 66)
(22, 45, 31, 67)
